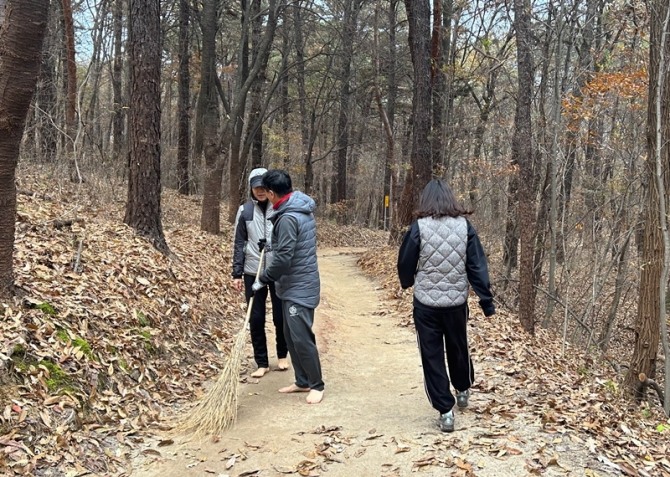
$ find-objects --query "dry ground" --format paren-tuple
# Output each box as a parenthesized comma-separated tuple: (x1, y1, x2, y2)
(130, 249, 614, 477)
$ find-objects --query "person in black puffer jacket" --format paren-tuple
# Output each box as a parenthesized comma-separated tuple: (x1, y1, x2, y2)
(397, 178, 495, 433)
(232, 168, 288, 378)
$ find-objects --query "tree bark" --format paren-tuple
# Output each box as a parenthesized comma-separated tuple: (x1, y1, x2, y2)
(177, 0, 191, 194)
(332, 0, 362, 215)
(224, 0, 278, 224)
(624, 0, 668, 409)
(124, 0, 169, 253)
(0, 0, 50, 297)
(430, 0, 444, 170)
(246, 0, 264, 169)
(61, 0, 77, 176)
(293, 1, 311, 193)
(35, 10, 57, 163)
(199, 0, 222, 233)
(513, 0, 537, 334)
(396, 0, 432, 231)
(112, 0, 125, 162)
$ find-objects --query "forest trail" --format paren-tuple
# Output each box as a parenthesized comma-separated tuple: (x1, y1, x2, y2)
(130, 249, 611, 477)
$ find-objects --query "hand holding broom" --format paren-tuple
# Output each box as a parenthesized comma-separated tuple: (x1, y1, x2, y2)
(182, 248, 266, 435)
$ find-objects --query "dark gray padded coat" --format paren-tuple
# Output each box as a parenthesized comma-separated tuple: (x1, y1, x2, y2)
(259, 191, 320, 309)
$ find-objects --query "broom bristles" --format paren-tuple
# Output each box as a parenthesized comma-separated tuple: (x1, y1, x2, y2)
(181, 249, 264, 436)
(180, 327, 250, 435)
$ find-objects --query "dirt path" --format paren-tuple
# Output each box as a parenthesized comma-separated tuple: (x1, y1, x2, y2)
(131, 249, 610, 477)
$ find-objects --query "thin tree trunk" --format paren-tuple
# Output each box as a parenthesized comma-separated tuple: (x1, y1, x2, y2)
(293, 1, 311, 193)
(0, 0, 50, 297)
(545, 2, 564, 324)
(225, 0, 279, 224)
(61, 0, 78, 178)
(35, 12, 58, 163)
(112, 0, 125, 162)
(430, 0, 444, 169)
(513, 0, 536, 334)
(333, 0, 362, 214)
(279, 18, 290, 168)
(245, 0, 264, 169)
(177, 0, 190, 194)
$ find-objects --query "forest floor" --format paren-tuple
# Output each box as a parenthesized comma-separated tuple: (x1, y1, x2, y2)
(130, 249, 616, 477)
(1, 170, 669, 477)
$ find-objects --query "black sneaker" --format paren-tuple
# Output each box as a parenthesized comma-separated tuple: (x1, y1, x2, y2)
(456, 389, 470, 409)
(439, 410, 455, 432)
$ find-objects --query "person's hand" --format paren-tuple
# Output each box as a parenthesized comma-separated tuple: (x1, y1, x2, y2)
(232, 278, 244, 292)
(251, 280, 266, 294)
(258, 239, 267, 252)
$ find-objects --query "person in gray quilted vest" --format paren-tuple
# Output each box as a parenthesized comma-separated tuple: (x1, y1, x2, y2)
(251, 169, 324, 404)
(232, 168, 288, 378)
(397, 178, 495, 433)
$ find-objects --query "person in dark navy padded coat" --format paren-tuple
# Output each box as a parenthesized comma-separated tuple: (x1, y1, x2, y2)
(397, 178, 495, 432)
(252, 169, 325, 404)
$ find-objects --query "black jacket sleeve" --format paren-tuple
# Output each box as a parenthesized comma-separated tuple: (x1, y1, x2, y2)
(232, 206, 247, 278)
(465, 219, 495, 316)
(397, 221, 421, 289)
(259, 215, 298, 284)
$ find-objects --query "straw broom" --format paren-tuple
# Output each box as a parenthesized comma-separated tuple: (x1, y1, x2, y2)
(182, 249, 265, 435)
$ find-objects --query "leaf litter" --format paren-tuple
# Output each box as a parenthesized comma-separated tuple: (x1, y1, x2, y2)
(359, 246, 670, 477)
(2, 171, 669, 476)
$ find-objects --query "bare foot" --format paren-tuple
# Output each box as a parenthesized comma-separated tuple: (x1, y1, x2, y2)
(278, 384, 309, 393)
(250, 367, 270, 378)
(306, 389, 324, 404)
(277, 358, 289, 371)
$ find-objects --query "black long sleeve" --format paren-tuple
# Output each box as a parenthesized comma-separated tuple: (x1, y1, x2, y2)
(465, 220, 495, 316)
(397, 222, 421, 289)
(232, 207, 247, 278)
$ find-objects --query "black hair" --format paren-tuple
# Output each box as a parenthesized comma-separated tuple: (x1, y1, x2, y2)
(261, 169, 293, 196)
(414, 179, 472, 219)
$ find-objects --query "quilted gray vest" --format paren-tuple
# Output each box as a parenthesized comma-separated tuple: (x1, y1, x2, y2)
(414, 216, 469, 308)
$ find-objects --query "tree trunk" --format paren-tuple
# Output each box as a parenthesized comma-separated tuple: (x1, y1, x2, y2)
(35, 10, 58, 164)
(624, 0, 668, 406)
(293, 1, 311, 193)
(396, 0, 432, 230)
(124, 0, 169, 254)
(199, 0, 221, 233)
(177, 0, 190, 194)
(558, 0, 596, 263)
(279, 18, 290, 168)
(61, 0, 78, 177)
(0, 0, 50, 297)
(225, 0, 278, 224)
(333, 0, 362, 214)
(112, 0, 125, 163)
(513, 0, 536, 334)
(247, 0, 264, 169)
(430, 0, 444, 170)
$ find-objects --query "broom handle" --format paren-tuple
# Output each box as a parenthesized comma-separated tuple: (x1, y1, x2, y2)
(242, 248, 266, 329)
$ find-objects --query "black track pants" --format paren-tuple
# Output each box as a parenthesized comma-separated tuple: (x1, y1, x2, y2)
(282, 301, 324, 391)
(413, 302, 474, 414)
(244, 274, 288, 368)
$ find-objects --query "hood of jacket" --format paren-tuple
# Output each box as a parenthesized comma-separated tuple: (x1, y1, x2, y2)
(274, 191, 316, 217)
